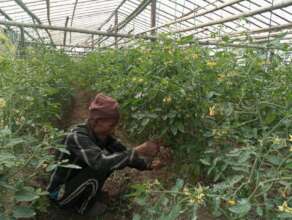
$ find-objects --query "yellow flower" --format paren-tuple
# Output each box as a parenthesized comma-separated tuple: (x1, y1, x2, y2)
(273, 137, 282, 145)
(258, 60, 271, 65)
(183, 187, 191, 196)
(161, 78, 169, 85)
(279, 188, 289, 198)
(217, 73, 225, 81)
(163, 96, 172, 103)
(132, 77, 137, 82)
(207, 61, 217, 68)
(32, 57, 38, 63)
(227, 199, 236, 206)
(189, 185, 205, 205)
(0, 98, 6, 109)
(25, 96, 34, 102)
(288, 135, 292, 142)
(189, 193, 205, 205)
(208, 105, 216, 117)
(164, 61, 173, 65)
(193, 53, 199, 59)
(278, 201, 292, 213)
(289, 146, 292, 152)
(138, 78, 144, 83)
(0, 55, 5, 64)
(197, 193, 204, 200)
(278, 204, 284, 212)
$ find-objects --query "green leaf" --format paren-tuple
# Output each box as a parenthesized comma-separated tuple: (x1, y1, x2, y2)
(0, 177, 15, 191)
(229, 198, 251, 216)
(266, 155, 282, 166)
(135, 197, 146, 206)
(0, 212, 7, 220)
(170, 127, 178, 136)
(15, 189, 39, 202)
(277, 212, 292, 219)
(222, 35, 230, 42)
(141, 118, 150, 127)
(57, 148, 70, 155)
(176, 122, 184, 133)
(13, 206, 36, 219)
(160, 127, 168, 136)
(264, 112, 277, 124)
(171, 179, 184, 192)
(46, 164, 57, 172)
(6, 139, 25, 147)
(162, 197, 169, 206)
(224, 102, 233, 116)
(285, 162, 292, 169)
(200, 159, 211, 166)
(256, 206, 263, 217)
(132, 214, 141, 220)
(164, 203, 181, 220)
(178, 35, 193, 45)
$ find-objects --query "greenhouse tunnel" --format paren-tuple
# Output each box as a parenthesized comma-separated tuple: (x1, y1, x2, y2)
(0, 0, 292, 219)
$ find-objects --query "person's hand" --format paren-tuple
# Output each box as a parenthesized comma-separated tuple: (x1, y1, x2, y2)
(135, 141, 160, 158)
(150, 159, 163, 170)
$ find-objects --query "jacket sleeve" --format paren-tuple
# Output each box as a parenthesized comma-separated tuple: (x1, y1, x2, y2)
(66, 131, 134, 173)
(107, 136, 152, 171)
(107, 136, 128, 152)
(128, 150, 152, 170)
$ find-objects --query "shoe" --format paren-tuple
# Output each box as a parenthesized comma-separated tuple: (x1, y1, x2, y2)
(85, 201, 108, 217)
(97, 190, 110, 203)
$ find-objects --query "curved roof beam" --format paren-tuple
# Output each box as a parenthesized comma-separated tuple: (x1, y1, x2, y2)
(136, 0, 244, 35)
(14, 0, 55, 45)
(97, 0, 128, 30)
(0, 8, 36, 41)
(94, 0, 151, 46)
(175, 0, 292, 33)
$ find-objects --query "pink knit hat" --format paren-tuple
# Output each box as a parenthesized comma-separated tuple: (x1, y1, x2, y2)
(88, 93, 120, 122)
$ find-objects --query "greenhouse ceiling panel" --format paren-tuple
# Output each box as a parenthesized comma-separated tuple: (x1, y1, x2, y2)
(0, 0, 292, 48)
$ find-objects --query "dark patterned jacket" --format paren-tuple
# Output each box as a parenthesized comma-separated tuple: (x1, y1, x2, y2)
(47, 123, 149, 192)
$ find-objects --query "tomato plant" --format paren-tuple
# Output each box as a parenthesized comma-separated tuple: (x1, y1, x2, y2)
(1, 31, 291, 219)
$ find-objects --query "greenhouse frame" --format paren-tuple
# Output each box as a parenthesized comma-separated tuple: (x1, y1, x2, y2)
(1, 1, 292, 220)
(1, 0, 292, 55)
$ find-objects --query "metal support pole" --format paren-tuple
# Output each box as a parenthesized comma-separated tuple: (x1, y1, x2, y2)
(114, 10, 118, 48)
(69, 0, 79, 44)
(151, 0, 156, 37)
(19, 26, 25, 56)
(45, 0, 51, 25)
(63, 16, 69, 48)
(91, 34, 94, 50)
(0, 19, 155, 40)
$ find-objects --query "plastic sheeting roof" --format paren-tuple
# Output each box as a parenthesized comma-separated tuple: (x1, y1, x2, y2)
(0, 0, 292, 49)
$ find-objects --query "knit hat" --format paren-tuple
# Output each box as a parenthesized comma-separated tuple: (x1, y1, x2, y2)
(88, 93, 120, 122)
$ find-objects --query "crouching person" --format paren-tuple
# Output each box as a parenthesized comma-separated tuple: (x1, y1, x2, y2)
(47, 93, 160, 216)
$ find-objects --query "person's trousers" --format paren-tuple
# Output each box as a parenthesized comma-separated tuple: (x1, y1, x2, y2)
(54, 168, 109, 215)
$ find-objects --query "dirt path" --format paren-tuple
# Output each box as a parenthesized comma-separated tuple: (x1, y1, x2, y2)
(44, 90, 215, 220)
